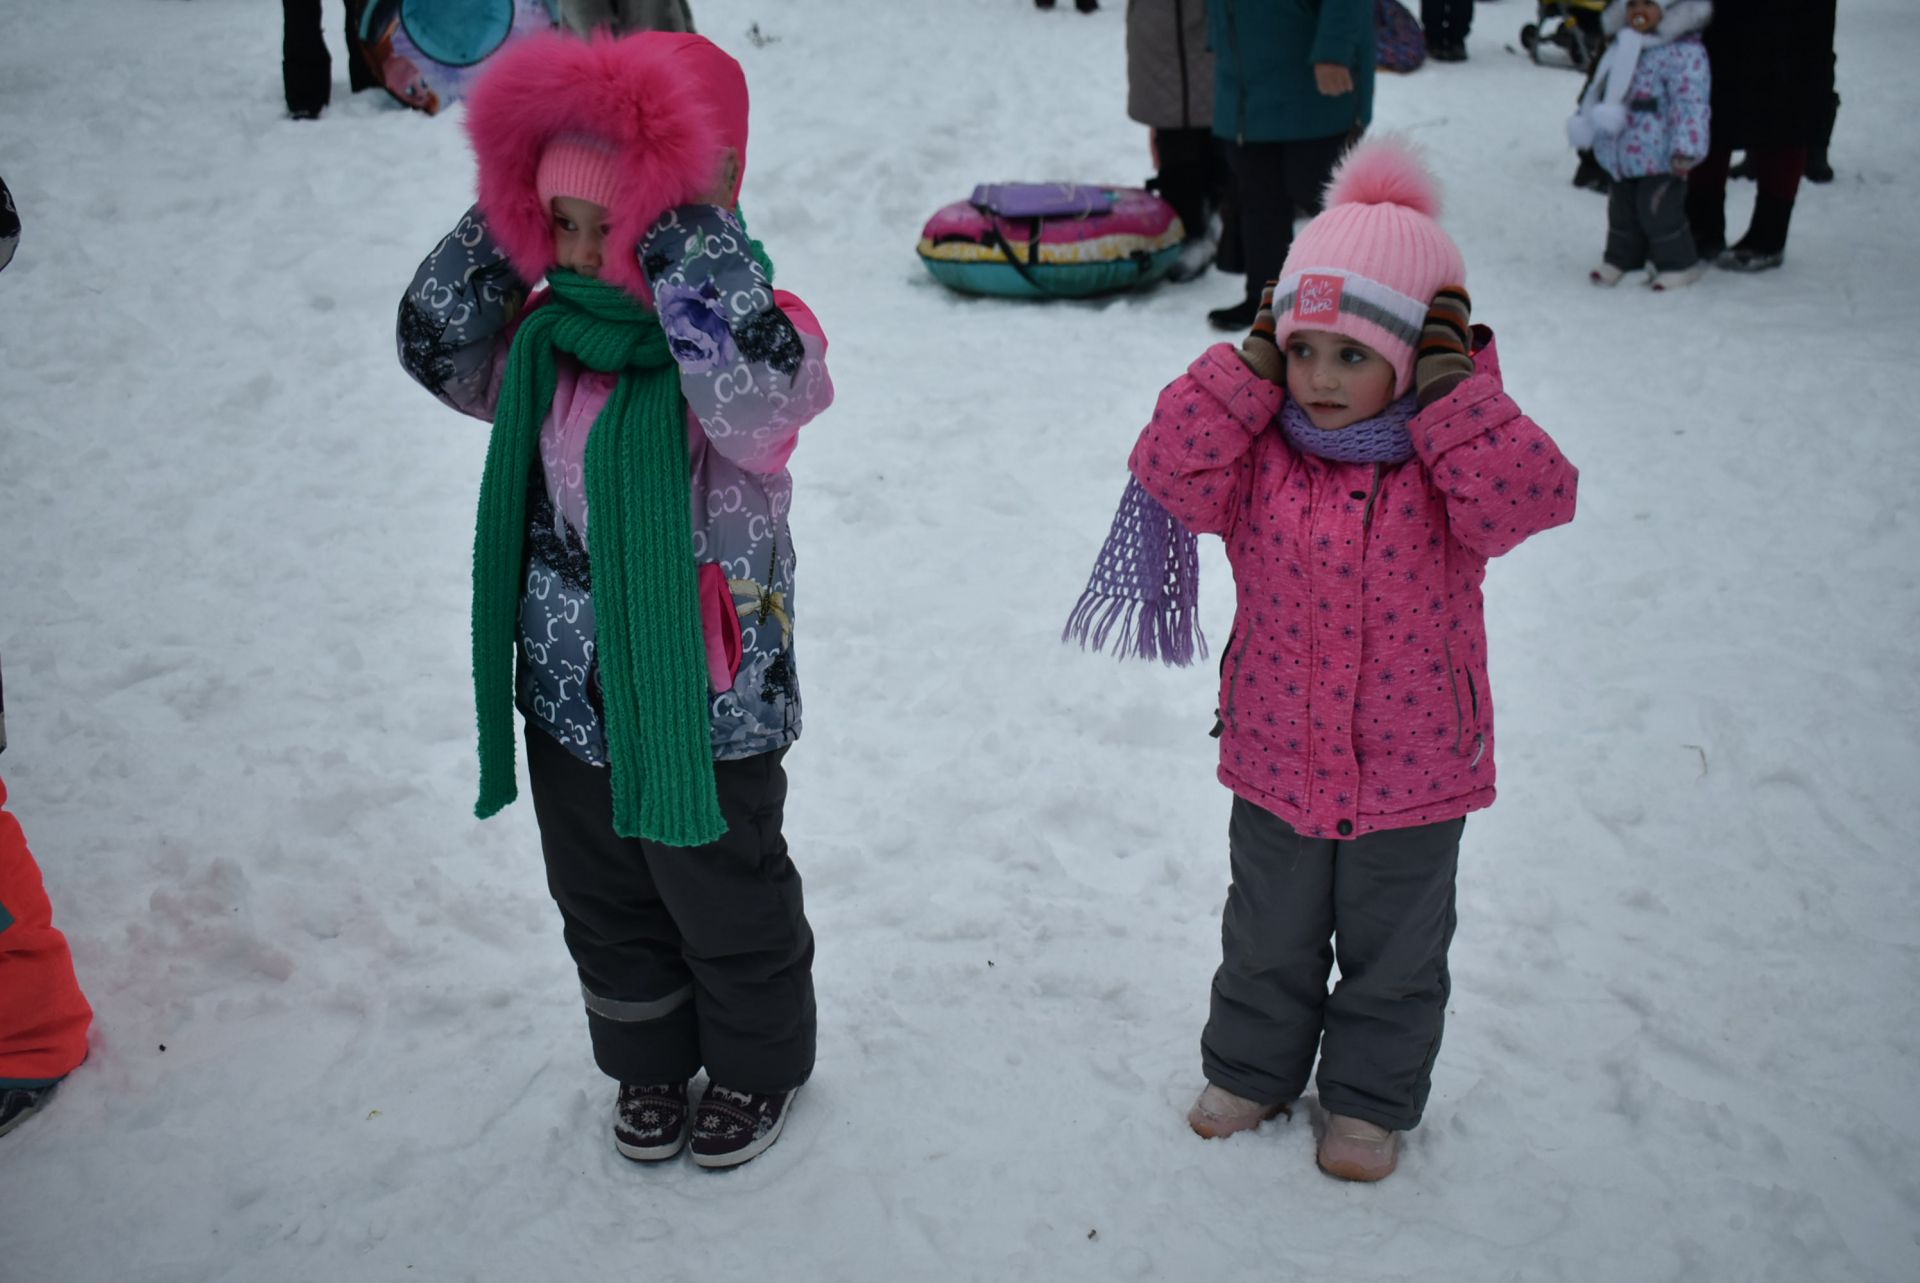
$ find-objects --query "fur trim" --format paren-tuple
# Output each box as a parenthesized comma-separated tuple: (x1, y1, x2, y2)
(465, 31, 733, 298)
(1323, 138, 1443, 220)
(1601, 0, 1713, 42)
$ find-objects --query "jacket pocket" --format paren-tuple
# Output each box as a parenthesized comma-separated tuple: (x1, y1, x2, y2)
(1443, 636, 1486, 765)
(698, 563, 745, 693)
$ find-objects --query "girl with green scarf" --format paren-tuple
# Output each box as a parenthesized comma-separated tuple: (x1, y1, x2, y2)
(397, 32, 834, 1171)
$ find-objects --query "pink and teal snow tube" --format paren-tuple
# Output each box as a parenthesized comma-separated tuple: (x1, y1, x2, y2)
(918, 184, 1186, 300)
(358, 0, 560, 116)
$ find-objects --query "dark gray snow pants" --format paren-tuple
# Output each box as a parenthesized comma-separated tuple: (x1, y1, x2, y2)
(1202, 797, 1464, 1131)
(1605, 173, 1700, 273)
(524, 726, 815, 1093)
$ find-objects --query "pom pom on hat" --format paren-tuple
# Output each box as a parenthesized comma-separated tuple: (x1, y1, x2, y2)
(1272, 138, 1467, 397)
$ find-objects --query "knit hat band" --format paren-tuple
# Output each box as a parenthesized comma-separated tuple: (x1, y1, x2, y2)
(1274, 269, 1428, 347)
(536, 134, 621, 210)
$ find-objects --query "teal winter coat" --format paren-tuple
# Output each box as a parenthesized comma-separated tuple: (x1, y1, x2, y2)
(1208, 0, 1374, 144)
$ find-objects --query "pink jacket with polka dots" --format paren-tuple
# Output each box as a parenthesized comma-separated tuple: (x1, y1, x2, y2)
(1129, 331, 1578, 839)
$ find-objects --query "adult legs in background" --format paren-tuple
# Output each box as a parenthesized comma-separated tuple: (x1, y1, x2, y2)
(1422, 0, 1473, 59)
(1154, 128, 1233, 281)
(1685, 144, 1732, 259)
(282, 0, 332, 118)
(1213, 131, 1349, 327)
(1726, 146, 1807, 268)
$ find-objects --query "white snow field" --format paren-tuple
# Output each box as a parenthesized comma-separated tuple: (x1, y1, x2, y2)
(2, 0, 1917, 1279)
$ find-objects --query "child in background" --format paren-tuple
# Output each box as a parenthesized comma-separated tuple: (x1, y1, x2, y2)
(396, 31, 832, 1169)
(1567, 0, 1712, 289)
(0, 654, 94, 1138)
(1069, 140, 1576, 1181)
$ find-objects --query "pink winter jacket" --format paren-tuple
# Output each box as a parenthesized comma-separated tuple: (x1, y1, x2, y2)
(1129, 331, 1578, 839)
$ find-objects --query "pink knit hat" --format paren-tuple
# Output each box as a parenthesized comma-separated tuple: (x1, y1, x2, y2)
(1273, 139, 1467, 396)
(535, 133, 622, 211)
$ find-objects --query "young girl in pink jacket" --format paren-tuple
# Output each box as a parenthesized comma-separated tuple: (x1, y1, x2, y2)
(1069, 140, 1577, 1181)
(397, 31, 832, 1170)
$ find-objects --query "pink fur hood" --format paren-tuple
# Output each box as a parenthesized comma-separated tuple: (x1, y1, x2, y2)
(464, 30, 749, 298)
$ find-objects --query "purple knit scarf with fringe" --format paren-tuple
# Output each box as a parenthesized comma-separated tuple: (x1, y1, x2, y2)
(1063, 392, 1419, 666)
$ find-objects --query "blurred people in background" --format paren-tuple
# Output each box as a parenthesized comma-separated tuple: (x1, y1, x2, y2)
(559, 0, 696, 35)
(282, 0, 375, 119)
(1127, 0, 1233, 282)
(1422, 0, 1473, 62)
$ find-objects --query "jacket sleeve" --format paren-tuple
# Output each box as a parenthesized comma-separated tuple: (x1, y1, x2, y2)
(639, 205, 833, 473)
(1310, 0, 1373, 69)
(396, 204, 529, 422)
(1128, 343, 1285, 538)
(1411, 362, 1579, 560)
(1664, 42, 1712, 162)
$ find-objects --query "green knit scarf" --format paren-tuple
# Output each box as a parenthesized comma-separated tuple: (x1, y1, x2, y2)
(471, 269, 720, 846)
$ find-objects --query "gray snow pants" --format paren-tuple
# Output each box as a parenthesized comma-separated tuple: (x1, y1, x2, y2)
(1202, 798, 1464, 1132)
(524, 726, 815, 1093)
(1604, 173, 1700, 273)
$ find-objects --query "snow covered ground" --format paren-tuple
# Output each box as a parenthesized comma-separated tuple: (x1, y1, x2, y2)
(2, 0, 1917, 1278)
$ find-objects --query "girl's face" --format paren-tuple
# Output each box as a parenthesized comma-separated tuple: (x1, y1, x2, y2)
(551, 196, 612, 278)
(1284, 330, 1398, 431)
(1625, 0, 1664, 32)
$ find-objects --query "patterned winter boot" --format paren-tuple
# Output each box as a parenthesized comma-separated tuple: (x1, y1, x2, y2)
(689, 1084, 797, 1169)
(613, 1081, 690, 1162)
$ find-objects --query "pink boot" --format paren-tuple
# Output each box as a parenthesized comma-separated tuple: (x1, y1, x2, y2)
(1316, 1113, 1399, 1181)
(1187, 1083, 1289, 1139)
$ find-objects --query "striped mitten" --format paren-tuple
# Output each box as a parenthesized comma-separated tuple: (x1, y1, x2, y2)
(1415, 285, 1473, 407)
(1238, 279, 1285, 384)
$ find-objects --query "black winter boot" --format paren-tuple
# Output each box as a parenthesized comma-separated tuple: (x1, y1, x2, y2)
(1720, 194, 1794, 271)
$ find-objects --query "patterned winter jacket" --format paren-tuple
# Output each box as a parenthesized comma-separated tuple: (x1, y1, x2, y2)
(398, 202, 833, 765)
(1593, 34, 1710, 181)
(1129, 334, 1577, 839)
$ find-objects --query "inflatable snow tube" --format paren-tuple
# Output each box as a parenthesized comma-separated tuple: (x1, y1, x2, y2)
(917, 184, 1185, 300)
(358, 0, 560, 115)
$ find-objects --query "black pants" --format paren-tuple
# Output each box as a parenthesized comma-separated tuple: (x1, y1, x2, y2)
(282, 0, 374, 115)
(1687, 144, 1806, 254)
(1225, 132, 1350, 304)
(1421, 0, 1473, 44)
(1202, 798, 1464, 1131)
(524, 727, 816, 1093)
(1604, 173, 1699, 272)
(1152, 127, 1234, 249)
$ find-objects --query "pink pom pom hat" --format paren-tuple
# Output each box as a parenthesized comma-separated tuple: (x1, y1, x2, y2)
(463, 30, 748, 300)
(1272, 139, 1467, 396)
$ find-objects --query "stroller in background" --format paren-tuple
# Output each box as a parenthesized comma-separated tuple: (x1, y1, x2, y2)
(1520, 0, 1608, 70)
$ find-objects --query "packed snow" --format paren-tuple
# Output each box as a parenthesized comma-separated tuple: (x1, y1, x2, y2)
(1, 0, 1916, 1279)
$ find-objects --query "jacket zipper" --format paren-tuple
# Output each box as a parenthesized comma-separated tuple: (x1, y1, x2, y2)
(1443, 636, 1487, 764)
(1360, 463, 1384, 534)
(1223, 625, 1248, 733)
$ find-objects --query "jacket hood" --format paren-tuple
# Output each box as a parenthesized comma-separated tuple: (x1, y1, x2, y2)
(465, 30, 749, 299)
(1602, 0, 1713, 42)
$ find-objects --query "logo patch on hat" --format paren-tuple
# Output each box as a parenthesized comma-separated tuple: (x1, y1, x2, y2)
(1296, 274, 1344, 321)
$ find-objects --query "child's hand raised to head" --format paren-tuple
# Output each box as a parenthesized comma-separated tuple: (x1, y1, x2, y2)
(1238, 279, 1286, 385)
(1414, 286, 1474, 408)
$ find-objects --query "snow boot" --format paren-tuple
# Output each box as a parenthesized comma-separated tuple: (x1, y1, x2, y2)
(1589, 263, 1626, 287)
(613, 1081, 690, 1162)
(0, 1082, 58, 1139)
(1167, 236, 1216, 284)
(690, 1084, 796, 1169)
(1650, 262, 1704, 291)
(1207, 296, 1260, 331)
(1316, 1113, 1399, 1182)
(1720, 194, 1793, 271)
(1187, 1083, 1289, 1139)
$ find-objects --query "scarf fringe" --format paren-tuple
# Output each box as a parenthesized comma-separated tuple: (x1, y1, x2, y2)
(1061, 589, 1207, 666)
